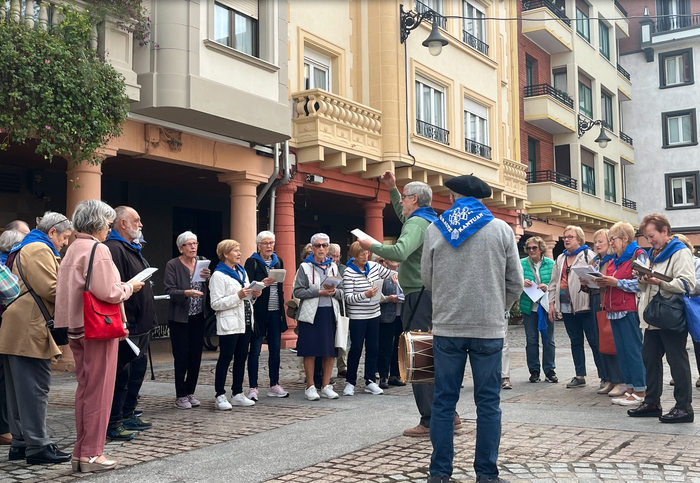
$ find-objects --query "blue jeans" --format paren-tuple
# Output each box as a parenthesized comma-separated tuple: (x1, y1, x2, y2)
(610, 312, 646, 391)
(248, 311, 283, 388)
(522, 312, 555, 375)
(430, 336, 503, 479)
(562, 312, 603, 378)
(346, 317, 380, 386)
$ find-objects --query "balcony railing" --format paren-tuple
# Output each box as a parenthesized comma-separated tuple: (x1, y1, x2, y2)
(523, 83, 574, 109)
(656, 13, 700, 32)
(620, 131, 633, 146)
(528, 170, 578, 190)
(622, 198, 637, 210)
(414, 0, 447, 29)
(417, 120, 449, 145)
(464, 138, 492, 159)
(614, 0, 628, 17)
(462, 30, 489, 56)
(522, 0, 571, 27)
(617, 63, 631, 81)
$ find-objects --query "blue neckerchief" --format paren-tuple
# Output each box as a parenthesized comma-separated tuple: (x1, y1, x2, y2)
(537, 303, 548, 346)
(595, 253, 614, 268)
(0, 253, 6, 265)
(408, 206, 439, 224)
(251, 251, 278, 269)
(214, 261, 246, 285)
(10, 229, 60, 257)
(303, 254, 332, 270)
(435, 197, 494, 249)
(563, 245, 590, 257)
(613, 241, 640, 269)
(649, 237, 687, 264)
(106, 229, 142, 253)
(347, 258, 370, 276)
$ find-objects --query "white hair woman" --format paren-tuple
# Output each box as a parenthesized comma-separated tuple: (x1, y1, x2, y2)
(293, 233, 344, 401)
(164, 231, 211, 409)
(0, 230, 25, 265)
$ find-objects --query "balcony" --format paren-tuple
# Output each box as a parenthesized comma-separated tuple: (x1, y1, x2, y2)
(623, 198, 637, 210)
(462, 30, 489, 56)
(417, 120, 449, 145)
(619, 131, 634, 163)
(503, 159, 528, 199)
(521, 0, 573, 54)
(523, 84, 576, 134)
(528, 170, 577, 189)
(617, 63, 631, 82)
(414, 0, 447, 30)
(656, 13, 700, 33)
(465, 138, 491, 160)
(614, 0, 628, 17)
(292, 89, 383, 177)
(620, 131, 633, 146)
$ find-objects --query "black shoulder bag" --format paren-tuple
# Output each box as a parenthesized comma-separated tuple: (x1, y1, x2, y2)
(643, 253, 687, 332)
(14, 251, 69, 346)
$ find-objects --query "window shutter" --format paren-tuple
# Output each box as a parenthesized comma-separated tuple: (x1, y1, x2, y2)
(575, 0, 589, 15)
(683, 52, 691, 83)
(690, 109, 696, 142)
(464, 97, 488, 118)
(581, 148, 594, 168)
(218, 0, 258, 19)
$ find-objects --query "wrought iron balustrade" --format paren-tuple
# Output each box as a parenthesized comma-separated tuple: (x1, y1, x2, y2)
(522, 0, 571, 26)
(523, 83, 574, 109)
(464, 138, 491, 159)
(417, 120, 449, 145)
(528, 170, 577, 190)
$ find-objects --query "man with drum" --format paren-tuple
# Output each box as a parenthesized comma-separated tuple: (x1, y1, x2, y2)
(421, 175, 523, 483)
(358, 171, 459, 437)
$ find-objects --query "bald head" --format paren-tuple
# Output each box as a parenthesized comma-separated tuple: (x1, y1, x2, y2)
(113, 206, 142, 242)
(5, 220, 30, 235)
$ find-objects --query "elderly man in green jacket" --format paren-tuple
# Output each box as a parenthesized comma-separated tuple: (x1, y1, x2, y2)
(359, 171, 459, 437)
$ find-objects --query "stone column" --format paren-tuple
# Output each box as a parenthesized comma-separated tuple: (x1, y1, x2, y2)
(361, 199, 386, 243)
(544, 235, 559, 259)
(275, 181, 300, 348)
(218, 172, 269, 258)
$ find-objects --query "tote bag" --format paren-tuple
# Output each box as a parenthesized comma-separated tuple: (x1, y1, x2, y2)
(335, 298, 349, 351)
(596, 311, 617, 355)
(84, 243, 126, 340)
(682, 280, 700, 342)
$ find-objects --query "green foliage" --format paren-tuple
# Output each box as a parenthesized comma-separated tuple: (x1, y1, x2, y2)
(84, 0, 154, 46)
(508, 300, 522, 325)
(0, 7, 129, 165)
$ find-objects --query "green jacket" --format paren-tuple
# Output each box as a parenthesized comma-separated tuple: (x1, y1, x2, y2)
(371, 189, 431, 295)
(519, 256, 554, 315)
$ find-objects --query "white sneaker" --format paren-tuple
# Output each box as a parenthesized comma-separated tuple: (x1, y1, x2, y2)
(321, 384, 339, 399)
(231, 393, 255, 406)
(611, 392, 631, 405)
(267, 384, 289, 398)
(364, 381, 384, 395)
(343, 382, 354, 396)
(305, 385, 320, 401)
(215, 394, 232, 411)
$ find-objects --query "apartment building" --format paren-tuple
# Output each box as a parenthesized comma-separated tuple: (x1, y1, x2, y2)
(519, 0, 636, 256)
(619, 0, 700, 249)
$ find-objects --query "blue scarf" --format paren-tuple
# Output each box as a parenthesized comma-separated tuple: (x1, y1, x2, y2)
(595, 253, 614, 269)
(435, 197, 494, 249)
(106, 229, 142, 253)
(408, 206, 439, 224)
(214, 261, 246, 285)
(537, 303, 548, 346)
(0, 253, 7, 265)
(649, 237, 687, 264)
(613, 241, 641, 269)
(347, 258, 370, 276)
(304, 254, 332, 270)
(10, 229, 60, 257)
(251, 251, 278, 269)
(563, 245, 590, 257)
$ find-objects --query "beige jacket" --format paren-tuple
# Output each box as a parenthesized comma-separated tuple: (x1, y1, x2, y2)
(547, 249, 596, 316)
(638, 245, 696, 329)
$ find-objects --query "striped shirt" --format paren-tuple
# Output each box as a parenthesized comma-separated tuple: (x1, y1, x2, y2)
(260, 260, 280, 311)
(343, 261, 396, 319)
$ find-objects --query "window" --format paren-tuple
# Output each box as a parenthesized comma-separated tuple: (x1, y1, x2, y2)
(214, 2, 258, 57)
(578, 82, 592, 117)
(665, 172, 699, 209)
(599, 21, 610, 60)
(576, 4, 590, 41)
(553, 69, 568, 94)
(528, 138, 537, 179)
(662, 109, 697, 147)
(415, 0, 446, 29)
(581, 148, 595, 195)
(660, 49, 693, 87)
(657, 0, 691, 31)
(526, 58, 534, 87)
(604, 161, 616, 202)
(601, 91, 613, 130)
(464, 98, 490, 158)
(416, 77, 448, 144)
(462, 1, 488, 55)
(304, 49, 331, 91)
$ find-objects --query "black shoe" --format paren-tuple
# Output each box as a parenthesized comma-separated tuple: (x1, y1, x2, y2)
(427, 476, 450, 483)
(545, 371, 558, 383)
(529, 371, 540, 383)
(26, 444, 72, 465)
(659, 408, 694, 423)
(8, 446, 25, 461)
(388, 376, 406, 386)
(379, 377, 389, 389)
(476, 476, 511, 482)
(627, 402, 662, 418)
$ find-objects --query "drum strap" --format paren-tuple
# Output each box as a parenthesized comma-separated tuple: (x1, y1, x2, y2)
(404, 286, 425, 332)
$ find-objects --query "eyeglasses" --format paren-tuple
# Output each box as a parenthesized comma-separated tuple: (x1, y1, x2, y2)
(259, 241, 275, 246)
(400, 193, 415, 200)
(526, 246, 539, 251)
(609, 236, 620, 243)
(562, 235, 576, 240)
(182, 242, 199, 248)
(313, 243, 329, 248)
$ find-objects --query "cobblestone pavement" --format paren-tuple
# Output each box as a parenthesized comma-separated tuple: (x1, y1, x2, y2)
(2, 326, 700, 482)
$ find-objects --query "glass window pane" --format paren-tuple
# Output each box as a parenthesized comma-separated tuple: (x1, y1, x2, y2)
(234, 13, 255, 56)
(416, 82, 422, 122)
(666, 57, 677, 84)
(682, 115, 691, 142)
(672, 178, 683, 204)
(214, 4, 230, 46)
(687, 178, 696, 204)
(434, 90, 444, 127)
(669, 117, 680, 143)
(314, 67, 327, 90)
(423, 85, 431, 123)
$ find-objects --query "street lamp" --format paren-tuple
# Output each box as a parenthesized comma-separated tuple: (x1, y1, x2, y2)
(400, 4, 449, 56)
(578, 115, 612, 148)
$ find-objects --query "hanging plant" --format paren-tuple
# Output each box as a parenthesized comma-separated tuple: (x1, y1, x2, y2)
(84, 0, 154, 46)
(0, 6, 130, 165)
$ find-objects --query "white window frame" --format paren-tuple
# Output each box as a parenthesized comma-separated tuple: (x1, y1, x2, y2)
(463, 1, 486, 42)
(419, 0, 444, 14)
(670, 175, 696, 207)
(415, 76, 446, 129)
(667, 113, 693, 145)
(464, 97, 489, 146)
(213, 2, 258, 57)
(304, 48, 331, 91)
(665, 54, 685, 86)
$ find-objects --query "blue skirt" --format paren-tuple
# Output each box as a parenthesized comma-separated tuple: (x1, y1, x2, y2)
(296, 306, 338, 357)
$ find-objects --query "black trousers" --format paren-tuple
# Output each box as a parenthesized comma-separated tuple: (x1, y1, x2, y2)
(694, 340, 700, 375)
(169, 313, 205, 398)
(406, 290, 434, 428)
(378, 316, 402, 379)
(642, 329, 693, 411)
(215, 329, 252, 396)
(109, 335, 149, 427)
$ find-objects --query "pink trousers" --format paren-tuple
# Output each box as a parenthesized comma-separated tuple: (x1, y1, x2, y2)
(70, 337, 118, 458)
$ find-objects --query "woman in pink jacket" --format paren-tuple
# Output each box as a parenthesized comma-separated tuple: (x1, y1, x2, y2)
(55, 200, 144, 473)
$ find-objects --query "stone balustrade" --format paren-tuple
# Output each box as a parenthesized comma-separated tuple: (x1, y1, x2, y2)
(503, 158, 528, 196)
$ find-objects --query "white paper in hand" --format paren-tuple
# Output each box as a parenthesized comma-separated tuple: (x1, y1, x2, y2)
(370, 279, 384, 302)
(125, 337, 140, 356)
(351, 229, 380, 246)
(129, 267, 158, 283)
(268, 269, 286, 282)
(244, 281, 266, 300)
(192, 260, 211, 282)
(523, 283, 545, 303)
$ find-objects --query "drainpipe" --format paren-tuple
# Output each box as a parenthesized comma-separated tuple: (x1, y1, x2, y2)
(269, 140, 291, 232)
(256, 143, 280, 205)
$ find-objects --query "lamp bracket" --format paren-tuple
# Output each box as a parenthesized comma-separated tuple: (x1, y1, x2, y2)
(578, 115, 602, 138)
(400, 4, 437, 44)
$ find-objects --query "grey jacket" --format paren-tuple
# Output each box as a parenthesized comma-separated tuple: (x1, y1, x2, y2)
(379, 277, 403, 324)
(421, 218, 523, 339)
(293, 262, 344, 324)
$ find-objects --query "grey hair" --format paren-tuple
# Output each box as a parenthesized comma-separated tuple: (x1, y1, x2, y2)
(177, 231, 197, 248)
(256, 231, 276, 244)
(450, 191, 466, 200)
(114, 206, 131, 224)
(72, 200, 115, 235)
(310, 233, 330, 245)
(37, 211, 73, 235)
(0, 230, 25, 254)
(404, 182, 433, 207)
(328, 243, 341, 255)
(4, 220, 29, 232)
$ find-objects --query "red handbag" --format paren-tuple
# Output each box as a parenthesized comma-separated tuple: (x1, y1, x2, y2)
(83, 243, 126, 340)
(596, 310, 617, 355)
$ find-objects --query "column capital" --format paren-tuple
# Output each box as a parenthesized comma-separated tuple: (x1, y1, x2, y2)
(217, 171, 270, 186)
(359, 199, 387, 211)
